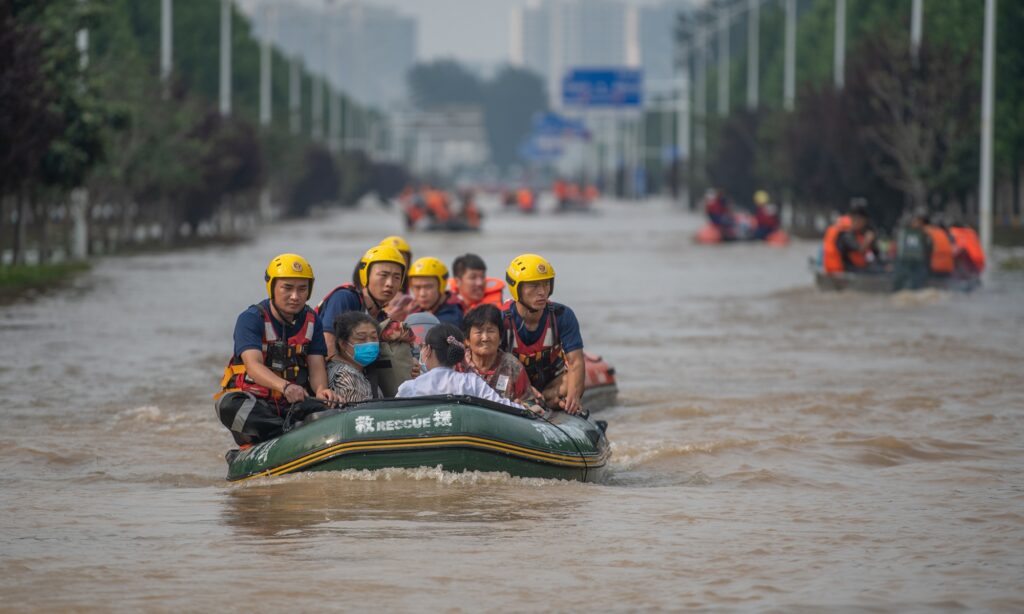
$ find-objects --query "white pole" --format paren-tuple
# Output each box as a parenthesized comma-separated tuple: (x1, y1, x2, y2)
(660, 96, 671, 193)
(258, 4, 272, 127)
(678, 60, 690, 209)
(718, 5, 729, 117)
(289, 57, 301, 135)
(160, 0, 172, 85)
(746, 0, 759, 110)
(311, 75, 322, 141)
(549, 0, 563, 110)
(911, 0, 923, 64)
(695, 22, 706, 155)
(979, 0, 996, 276)
(834, 0, 845, 90)
(311, 10, 324, 141)
(219, 0, 231, 116)
(327, 6, 339, 153)
(784, 0, 796, 111)
(73, 0, 89, 260)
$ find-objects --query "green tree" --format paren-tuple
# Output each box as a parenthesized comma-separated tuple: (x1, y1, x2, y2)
(482, 67, 548, 168)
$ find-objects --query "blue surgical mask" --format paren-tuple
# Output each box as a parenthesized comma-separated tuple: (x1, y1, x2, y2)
(351, 342, 380, 366)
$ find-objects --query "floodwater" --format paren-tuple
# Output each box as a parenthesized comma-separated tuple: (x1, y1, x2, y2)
(2, 198, 1023, 611)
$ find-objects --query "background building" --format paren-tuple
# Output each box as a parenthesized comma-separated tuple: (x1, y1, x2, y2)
(509, 0, 691, 107)
(255, 0, 417, 107)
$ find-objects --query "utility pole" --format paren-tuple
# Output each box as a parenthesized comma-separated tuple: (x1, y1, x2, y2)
(695, 20, 707, 156)
(310, 10, 324, 142)
(911, 0, 923, 65)
(160, 0, 172, 90)
(289, 57, 301, 135)
(717, 3, 729, 117)
(258, 2, 274, 127)
(326, 1, 340, 153)
(834, 0, 845, 90)
(219, 0, 232, 116)
(783, 0, 795, 111)
(979, 0, 996, 276)
(677, 51, 690, 210)
(72, 0, 90, 260)
(746, 0, 758, 110)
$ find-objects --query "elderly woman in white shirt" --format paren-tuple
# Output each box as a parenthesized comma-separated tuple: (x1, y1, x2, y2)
(396, 323, 534, 411)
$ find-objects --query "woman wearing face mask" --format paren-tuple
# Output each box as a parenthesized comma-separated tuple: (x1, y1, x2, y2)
(327, 312, 383, 403)
(396, 324, 531, 411)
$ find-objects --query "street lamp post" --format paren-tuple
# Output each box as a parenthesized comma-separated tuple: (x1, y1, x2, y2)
(834, 0, 845, 90)
(783, 0, 796, 111)
(219, 0, 232, 116)
(718, 3, 729, 117)
(746, 0, 758, 110)
(979, 0, 996, 276)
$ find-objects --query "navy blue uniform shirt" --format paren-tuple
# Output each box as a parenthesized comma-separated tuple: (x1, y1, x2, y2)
(233, 299, 328, 358)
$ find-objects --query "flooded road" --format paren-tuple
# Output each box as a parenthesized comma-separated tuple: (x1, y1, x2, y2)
(2, 198, 1023, 611)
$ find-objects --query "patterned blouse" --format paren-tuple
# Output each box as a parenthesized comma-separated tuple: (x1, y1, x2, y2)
(327, 360, 379, 404)
(458, 351, 536, 404)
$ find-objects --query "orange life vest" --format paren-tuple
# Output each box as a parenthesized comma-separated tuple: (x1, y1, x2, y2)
(950, 227, 985, 272)
(501, 301, 566, 390)
(925, 226, 954, 274)
(216, 304, 317, 402)
(448, 277, 505, 311)
(823, 218, 855, 273)
(517, 189, 534, 211)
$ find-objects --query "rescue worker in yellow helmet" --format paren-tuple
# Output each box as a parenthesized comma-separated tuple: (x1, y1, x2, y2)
(752, 190, 781, 240)
(316, 244, 416, 397)
(379, 236, 412, 291)
(379, 236, 412, 267)
(407, 257, 464, 326)
(215, 254, 336, 446)
(501, 254, 586, 415)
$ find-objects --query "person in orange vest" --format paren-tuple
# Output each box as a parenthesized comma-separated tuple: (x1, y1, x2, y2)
(458, 190, 482, 229)
(583, 184, 600, 203)
(553, 180, 569, 208)
(448, 253, 505, 311)
(924, 218, 955, 277)
(949, 218, 985, 274)
(516, 187, 536, 213)
(425, 188, 451, 222)
(822, 203, 877, 274)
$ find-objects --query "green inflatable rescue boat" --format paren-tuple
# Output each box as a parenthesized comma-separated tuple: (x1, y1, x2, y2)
(226, 395, 610, 483)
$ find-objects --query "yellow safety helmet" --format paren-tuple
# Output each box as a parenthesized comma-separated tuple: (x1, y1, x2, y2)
(505, 253, 555, 302)
(754, 190, 770, 206)
(264, 253, 314, 298)
(358, 244, 407, 287)
(379, 236, 412, 260)
(408, 256, 449, 292)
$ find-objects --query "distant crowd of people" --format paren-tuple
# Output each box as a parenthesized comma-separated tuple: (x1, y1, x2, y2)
(399, 187, 481, 231)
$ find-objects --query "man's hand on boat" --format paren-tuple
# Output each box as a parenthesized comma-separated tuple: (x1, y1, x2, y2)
(283, 381, 338, 407)
(560, 393, 584, 415)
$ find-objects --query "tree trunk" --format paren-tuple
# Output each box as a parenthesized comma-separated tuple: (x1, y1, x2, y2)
(1013, 157, 1021, 223)
(37, 198, 49, 264)
(12, 189, 26, 265)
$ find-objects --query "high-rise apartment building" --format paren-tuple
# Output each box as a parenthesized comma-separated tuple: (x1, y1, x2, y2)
(258, 0, 416, 107)
(509, 0, 690, 106)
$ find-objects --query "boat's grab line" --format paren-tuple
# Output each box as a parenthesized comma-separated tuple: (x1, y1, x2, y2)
(232, 435, 610, 482)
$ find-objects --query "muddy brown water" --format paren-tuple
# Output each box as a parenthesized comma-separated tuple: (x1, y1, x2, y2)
(1, 199, 1022, 611)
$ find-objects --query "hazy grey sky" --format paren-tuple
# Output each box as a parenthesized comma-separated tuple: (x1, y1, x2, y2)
(361, 0, 521, 65)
